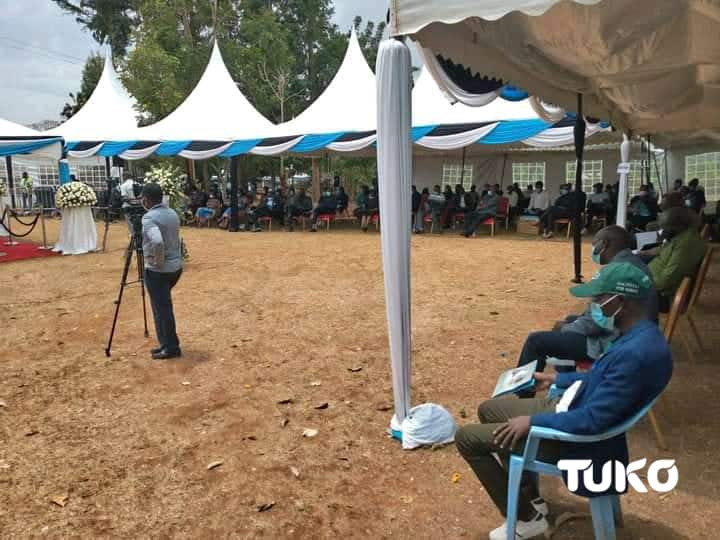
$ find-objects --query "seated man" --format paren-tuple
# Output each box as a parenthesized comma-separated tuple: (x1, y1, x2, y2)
(253, 188, 280, 230)
(427, 185, 446, 233)
(685, 177, 706, 214)
(413, 188, 430, 234)
(310, 186, 337, 232)
(336, 186, 349, 214)
(539, 183, 576, 238)
(628, 186, 659, 231)
(649, 207, 707, 312)
(515, 226, 657, 380)
(285, 187, 313, 231)
(584, 182, 611, 232)
(456, 262, 672, 540)
(195, 193, 222, 226)
(527, 181, 549, 216)
(463, 187, 499, 238)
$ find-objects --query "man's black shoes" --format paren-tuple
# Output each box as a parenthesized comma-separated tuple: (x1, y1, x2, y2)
(152, 348, 182, 360)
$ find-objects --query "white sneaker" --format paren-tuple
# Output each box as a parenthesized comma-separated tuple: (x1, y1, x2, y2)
(531, 497, 549, 517)
(489, 512, 549, 540)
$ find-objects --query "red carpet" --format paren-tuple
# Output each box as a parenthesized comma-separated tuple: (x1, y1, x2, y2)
(0, 239, 59, 264)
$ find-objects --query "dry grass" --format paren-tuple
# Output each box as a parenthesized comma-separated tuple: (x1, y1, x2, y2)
(0, 219, 718, 538)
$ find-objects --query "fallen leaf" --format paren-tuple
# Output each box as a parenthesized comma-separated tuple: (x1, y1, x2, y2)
(181, 381, 191, 386)
(257, 501, 276, 512)
(25, 429, 39, 437)
(451, 472, 461, 483)
(207, 460, 224, 471)
(347, 366, 363, 373)
(231, 344, 238, 348)
(241, 338, 253, 343)
(0, 399, 7, 408)
(280, 418, 289, 428)
(314, 402, 329, 410)
(277, 398, 294, 405)
(309, 381, 321, 387)
(50, 495, 68, 507)
(290, 466, 300, 478)
(302, 428, 318, 438)
(244, 435, 257, 441)
(376, 405, 392, 412)
(489, 311, 499, 316)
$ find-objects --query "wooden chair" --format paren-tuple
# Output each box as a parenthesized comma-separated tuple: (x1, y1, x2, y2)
(648, 276, 693, 451)
(684, 247, 714, 351)
(257, 215, 273, 231)
(554, 217, 573, 239)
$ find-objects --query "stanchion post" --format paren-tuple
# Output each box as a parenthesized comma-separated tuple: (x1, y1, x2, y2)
(38, 208, 50, 250)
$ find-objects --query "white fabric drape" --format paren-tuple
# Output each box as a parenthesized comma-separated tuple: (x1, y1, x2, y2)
(523, 123, 607, 147)
(416, 123, 498, 150)
(53, 206, 97, 255)
(616, 134, 631, 228)
(419, 46, 501, 107)
(377, 39, 413, 426)
(178, 142, 233, 160)
(528, 96, 566, 123)
(249, 136, 304, 156)
(326, 134, 377, 152)
(120, 144, 162, 160)
(68, 143, 104, 159)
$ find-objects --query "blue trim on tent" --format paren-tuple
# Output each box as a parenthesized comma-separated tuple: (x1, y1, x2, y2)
(65, 142, 78, 151)
(0, 138, 62, 157)
(156, 141, 191, 156)
(479, 119, 551, 145)
(412, 125, 437, 141)
(98, 141, 137, 156)
(219, 139, 262, 157)
(499, 85, 529, 102)
(290, 133, 344, 153)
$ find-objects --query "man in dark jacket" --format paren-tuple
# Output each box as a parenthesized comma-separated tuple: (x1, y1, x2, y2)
(463, 189, 499, 238)
(310, 186, 337, 232)
(285, 188, 313, 231)
(539, 183, 577, 238)
(456, 262, 672, 540)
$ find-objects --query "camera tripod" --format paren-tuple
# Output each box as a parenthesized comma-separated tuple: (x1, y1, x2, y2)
(105, 224, 149, 357)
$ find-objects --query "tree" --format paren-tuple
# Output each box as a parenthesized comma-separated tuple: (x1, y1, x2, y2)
(51, 0, 138, 57)
(352, 16, 387, 70)
(61, 53, 104, 120)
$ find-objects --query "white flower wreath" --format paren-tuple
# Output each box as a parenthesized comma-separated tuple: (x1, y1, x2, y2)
(55, 181, 97, 209)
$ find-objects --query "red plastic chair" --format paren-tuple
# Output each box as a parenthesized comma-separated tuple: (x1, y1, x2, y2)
(371, 213, 380, 231)
(480, 197, 510, 237)
(317, 214, 335, 230)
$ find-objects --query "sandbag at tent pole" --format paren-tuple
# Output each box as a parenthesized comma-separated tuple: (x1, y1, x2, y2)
(5, 156, 16, 209)
(228, 155, 240, 232)
(616, 134, 631, 228)
(572, 94, 586, 284)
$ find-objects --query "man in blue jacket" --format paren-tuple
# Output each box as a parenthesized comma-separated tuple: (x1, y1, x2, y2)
(455, 262, 672, 540)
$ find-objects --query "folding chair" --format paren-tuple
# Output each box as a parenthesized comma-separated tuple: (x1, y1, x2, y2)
(506, 397, 659, 540)
(554, 217, 573, 239)
(316, 213, 335, 230)
(683, 247, 714, 351)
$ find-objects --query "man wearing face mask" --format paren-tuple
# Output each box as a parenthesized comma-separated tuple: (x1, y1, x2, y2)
(310, 184, 338, 232)
(538, 183, 576, 239)
(456, 262, 672, 540)
(628, 185, 659, 231)
(513, 226, 657, 385)
(140, 183, 183, 360)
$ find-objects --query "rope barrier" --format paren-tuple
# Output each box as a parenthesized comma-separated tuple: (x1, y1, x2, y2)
(0, 209, 41, 238)
(9, 209, 39, 227)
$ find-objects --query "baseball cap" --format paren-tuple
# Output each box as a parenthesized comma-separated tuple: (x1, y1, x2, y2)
(569, 262, 652, 298)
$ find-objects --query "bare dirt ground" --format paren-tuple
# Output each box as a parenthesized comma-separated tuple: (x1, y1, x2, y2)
(1, 219, 718, 539)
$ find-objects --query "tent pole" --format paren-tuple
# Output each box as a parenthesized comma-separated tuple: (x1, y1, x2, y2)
(663, 150, 670, 194)
(499, 152, 508, 189)
(105, 156, 111, 179)
(6, 156, 16, 209)
(228, 155, 240, 232)
(572, 94, 586, 284)
(616, 133, 631, 229)
(646, 134, 652, 186)
(653, 149, 664, 199)
(459, 146, 466, 187)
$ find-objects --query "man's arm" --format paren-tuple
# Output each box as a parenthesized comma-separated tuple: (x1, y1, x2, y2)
(648, 243, 680, 293)
(143, 215, 165, 268)
(531, 354, 645, 434)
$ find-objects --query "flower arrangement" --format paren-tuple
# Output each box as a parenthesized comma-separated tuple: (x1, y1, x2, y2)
(55, 181, 97, 209)
(144, 165, 185, 212)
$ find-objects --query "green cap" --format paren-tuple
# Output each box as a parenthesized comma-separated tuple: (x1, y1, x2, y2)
(570, 262, 652, 298)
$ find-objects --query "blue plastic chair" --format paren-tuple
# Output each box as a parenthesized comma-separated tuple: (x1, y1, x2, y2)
(506, 395, 660, 540)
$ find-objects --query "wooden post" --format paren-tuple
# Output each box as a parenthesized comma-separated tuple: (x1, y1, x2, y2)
(311, 157, 321, 199)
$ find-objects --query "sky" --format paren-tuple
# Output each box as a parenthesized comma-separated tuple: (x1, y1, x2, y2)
(0, 0, 388, 126)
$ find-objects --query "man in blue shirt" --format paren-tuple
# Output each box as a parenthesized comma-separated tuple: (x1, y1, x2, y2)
(141, 183, 183, 360)
(455, 263, 672, 540)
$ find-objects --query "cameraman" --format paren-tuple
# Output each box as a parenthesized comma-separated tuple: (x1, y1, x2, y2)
(120, 177, 140, 232)
(141, 183, 183, 360)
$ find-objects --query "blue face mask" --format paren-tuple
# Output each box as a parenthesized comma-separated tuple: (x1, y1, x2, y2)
(591, 243, 605, 265)
(590, 295, 621, 330)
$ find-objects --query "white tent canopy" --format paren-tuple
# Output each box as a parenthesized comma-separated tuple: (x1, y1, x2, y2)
(390, 0, 720, 144)
(1, 117, 62, 160)
(278, 29, 377, 137)
(45, 51, 138, 142)
(135, 42, 279, 142)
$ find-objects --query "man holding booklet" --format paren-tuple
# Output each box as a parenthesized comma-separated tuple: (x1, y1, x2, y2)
(455, 262, 672, 540)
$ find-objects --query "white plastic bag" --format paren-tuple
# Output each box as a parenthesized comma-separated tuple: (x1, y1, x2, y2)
(400, 403, 457, 450)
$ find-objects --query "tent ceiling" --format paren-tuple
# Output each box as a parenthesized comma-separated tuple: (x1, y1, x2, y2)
(45, 52, 138, 142)
(391, 0, 720, 144)
(136, 42, 279, 141)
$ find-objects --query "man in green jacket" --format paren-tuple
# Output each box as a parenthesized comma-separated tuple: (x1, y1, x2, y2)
(648, 207, 706, 312)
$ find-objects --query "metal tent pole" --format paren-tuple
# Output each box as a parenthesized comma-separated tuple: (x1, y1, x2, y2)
(6, 156, 16, 209)
(572, 94, 586, 284)
(229, 156, 240, 232)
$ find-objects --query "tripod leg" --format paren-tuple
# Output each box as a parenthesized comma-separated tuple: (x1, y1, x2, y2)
(137, 249, 149, 338)
(105, 237, 136, 356)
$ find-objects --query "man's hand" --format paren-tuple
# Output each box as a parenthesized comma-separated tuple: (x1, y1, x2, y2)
(533, 372, 556, 393)
(493, 416, 531, 451)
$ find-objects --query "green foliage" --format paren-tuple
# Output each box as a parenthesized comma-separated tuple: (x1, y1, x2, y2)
(353, 16, 387, 69)
(51, 0, 138, 57)
(61, 53, 104, 120)
(332, 157, 377, 197)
